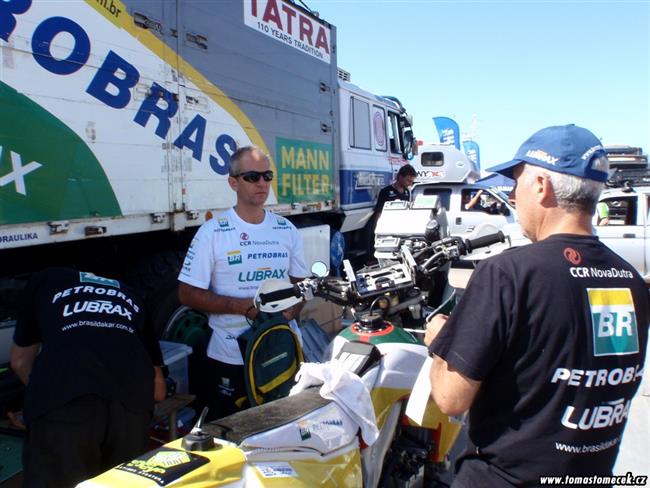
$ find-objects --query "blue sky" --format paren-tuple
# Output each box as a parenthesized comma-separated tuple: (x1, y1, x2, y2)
(309, 0, 649, 168)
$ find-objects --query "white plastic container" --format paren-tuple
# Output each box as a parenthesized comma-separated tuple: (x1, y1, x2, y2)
(159, 341, 193, 394)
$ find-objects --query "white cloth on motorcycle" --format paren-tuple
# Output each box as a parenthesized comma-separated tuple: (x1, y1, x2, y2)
(202, 388, 329, 444)
(289, 356, 380, 445)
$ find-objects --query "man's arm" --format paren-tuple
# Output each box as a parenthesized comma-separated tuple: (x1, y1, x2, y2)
(153, 366, 166, 402)
(10, 343, 40, 385)
(464, 190, 483, 210)
(430, 356, 481, 416)
(178, 283, 257, 320)
(424, 314, 481, 416)
(374, 186, 390, 213)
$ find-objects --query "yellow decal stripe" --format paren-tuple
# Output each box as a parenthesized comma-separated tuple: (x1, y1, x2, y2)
(84, 0, 277, 194)
(587, 288, 633, 306)
(258, 360, 297, 393)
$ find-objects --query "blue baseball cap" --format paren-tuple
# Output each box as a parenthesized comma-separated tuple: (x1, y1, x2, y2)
(488, 124, 608, 182)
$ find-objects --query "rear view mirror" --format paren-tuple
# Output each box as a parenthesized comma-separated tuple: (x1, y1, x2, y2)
(311, 261, 328, 277)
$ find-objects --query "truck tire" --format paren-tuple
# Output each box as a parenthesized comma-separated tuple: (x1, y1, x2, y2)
(123, 251, 210, 346)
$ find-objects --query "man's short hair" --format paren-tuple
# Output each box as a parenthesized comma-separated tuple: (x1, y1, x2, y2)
(522, 163, 607, 215)
(397, 164, 416, 178)
(229, 146, 265, 176)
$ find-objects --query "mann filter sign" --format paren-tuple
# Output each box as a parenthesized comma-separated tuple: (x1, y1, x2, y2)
(276, 138, 333, 204)
(244, 0, 332, 63)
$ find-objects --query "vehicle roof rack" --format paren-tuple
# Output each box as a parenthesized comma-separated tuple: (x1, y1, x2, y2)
(605, 146, 648, 170)
(606, 168, 650, 190)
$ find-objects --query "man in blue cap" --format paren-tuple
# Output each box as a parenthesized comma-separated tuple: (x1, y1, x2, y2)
(423, 125, 648, 486)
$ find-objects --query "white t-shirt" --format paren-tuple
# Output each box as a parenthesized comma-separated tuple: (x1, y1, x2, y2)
(178, 208, 308, 364)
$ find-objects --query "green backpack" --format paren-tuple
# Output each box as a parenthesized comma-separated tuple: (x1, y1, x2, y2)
(237, 311, 304, 407)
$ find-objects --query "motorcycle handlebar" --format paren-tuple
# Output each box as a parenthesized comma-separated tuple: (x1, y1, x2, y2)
(464, 231, 505, 253)
(258, 231, 508, 309)
(257, 286, 302, 305)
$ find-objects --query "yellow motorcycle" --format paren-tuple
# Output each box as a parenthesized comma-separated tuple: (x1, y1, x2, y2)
(79, 232, 506, 488)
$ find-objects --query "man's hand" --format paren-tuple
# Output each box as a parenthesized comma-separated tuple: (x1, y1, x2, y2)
(282, 301, 304, 321)
(424, 314, 448, 346)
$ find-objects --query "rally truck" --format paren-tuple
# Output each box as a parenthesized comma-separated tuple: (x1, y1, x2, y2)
(0, 0, 416, 355)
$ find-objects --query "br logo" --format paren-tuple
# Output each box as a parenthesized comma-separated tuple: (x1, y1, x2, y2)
(79, 272, 120, 288)
(588, 288, 639, 356)
(227, 250, 242, 266)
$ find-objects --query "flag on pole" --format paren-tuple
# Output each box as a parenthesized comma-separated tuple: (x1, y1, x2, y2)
(433, 117, 460, 150)
(462, 140, 481, 172)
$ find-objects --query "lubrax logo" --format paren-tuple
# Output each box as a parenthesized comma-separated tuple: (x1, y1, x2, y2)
(561, 398, 631, 431)
(63, 300, 132, 320)
(238, 268, 287, 282)
(587, 288, 639, 356)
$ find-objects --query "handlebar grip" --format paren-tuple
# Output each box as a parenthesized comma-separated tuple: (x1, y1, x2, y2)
(258, 286, 302, 305)
(464, 231, 505, 253)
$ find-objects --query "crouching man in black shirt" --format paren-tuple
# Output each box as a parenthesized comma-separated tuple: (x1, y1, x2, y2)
(424, 125, 648, 487)
(11, 267, 166, 488)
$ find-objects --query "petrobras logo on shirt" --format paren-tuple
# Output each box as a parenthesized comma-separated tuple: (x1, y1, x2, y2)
(238, 268, 288, 282)
(587, 288, 639, 356)
(551, 364, 643, 388)
(79, 272, 120, 288)
(227, 250, 242, 266)
(272, 217, 290, 230)
(214, 219, 235, 233)
(247, 251, 289, 260)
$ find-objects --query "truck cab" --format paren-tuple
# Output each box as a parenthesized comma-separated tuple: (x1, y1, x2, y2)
(374, 144, 516, 260)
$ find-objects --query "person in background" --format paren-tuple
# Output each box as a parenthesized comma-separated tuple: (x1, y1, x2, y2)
(177, 146, 307, 420)
(424, 124, 648, 486)
(375, 163, 417, 213)
(11, 267, 165, 488)
(596, 200, 610, 225)
(367, 164, 417, 260)
(463, 189, 484, 210)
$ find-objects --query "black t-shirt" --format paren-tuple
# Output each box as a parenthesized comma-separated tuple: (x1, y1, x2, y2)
(374, 184, 410, 214)
(14, 267, 163, 422)
(429, 234, 648, 486)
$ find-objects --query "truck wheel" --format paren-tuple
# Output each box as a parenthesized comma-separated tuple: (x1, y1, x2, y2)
(124, 251, 209, 346)
(161, 301, 210, 349)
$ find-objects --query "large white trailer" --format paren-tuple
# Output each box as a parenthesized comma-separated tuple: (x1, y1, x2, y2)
(0, 0, 416, 347)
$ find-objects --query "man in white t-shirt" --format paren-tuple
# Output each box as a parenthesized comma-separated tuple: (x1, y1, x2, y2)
(178, 146, 308, 419)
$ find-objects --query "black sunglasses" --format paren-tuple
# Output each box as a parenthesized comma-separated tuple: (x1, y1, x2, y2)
(233, 170, 274, 183)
